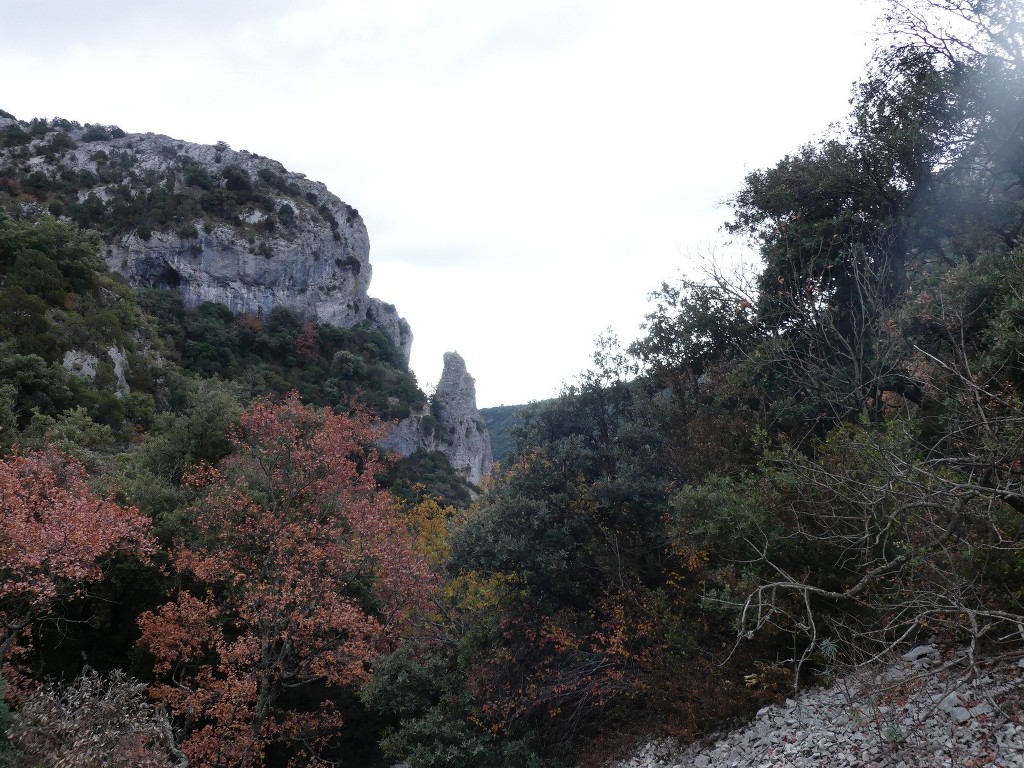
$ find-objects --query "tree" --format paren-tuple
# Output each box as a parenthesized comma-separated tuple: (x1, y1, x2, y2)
(630, 272, 763, 479)
(0, 448, 154, 666)
(435, 342, 687, 754)
(138, 393, 433, 768)
(705, 0, 1024, 677)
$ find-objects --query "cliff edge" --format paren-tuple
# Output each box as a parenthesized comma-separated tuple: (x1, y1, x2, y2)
(0, 116, 411, 360)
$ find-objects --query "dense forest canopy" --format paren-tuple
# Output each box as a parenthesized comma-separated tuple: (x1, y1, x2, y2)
(2, 1, 1024, 766)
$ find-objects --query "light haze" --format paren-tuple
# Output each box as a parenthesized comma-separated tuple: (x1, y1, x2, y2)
(1, 1, 881, 406)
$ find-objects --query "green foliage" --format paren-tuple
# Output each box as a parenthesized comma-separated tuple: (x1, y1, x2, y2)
(0, 123, 31, 148)
(20, 406, 118, 471)
(221, 163, 252, 193)
(0, 385, 17, 456)
(181, 158, 214, 189)
(0, 354, 76, 428)
(0, 211, 147, 371)
(365, 641, 544, 768)
(0, 213, 172, 443)
(138, 290, 425, 420)
(0, 211, 104, 296)
(381, 707, 542, 768)
(114, 378, 246, 536)
(0, 672, 15, 765)
(480, 403, 533, 464)
(384, 449, 475, 508)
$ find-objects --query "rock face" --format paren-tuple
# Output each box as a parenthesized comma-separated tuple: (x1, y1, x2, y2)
(1, 115, 493, 482)
(382, 352, 494, 486)
(62, 347, 130, 396)
(0, 119, 412, 361)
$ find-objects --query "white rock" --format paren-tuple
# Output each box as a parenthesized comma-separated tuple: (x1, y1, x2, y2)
(950, 705, 972, 724)
(938, 692, 962, 713)
(902, 644, 937, 662)
(62, 349, 99, 379)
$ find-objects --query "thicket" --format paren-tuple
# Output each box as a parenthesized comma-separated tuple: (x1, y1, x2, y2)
(362, 2, 1024, 765)
(137, 289, 425, 421)
(4, 2, 1024, 765)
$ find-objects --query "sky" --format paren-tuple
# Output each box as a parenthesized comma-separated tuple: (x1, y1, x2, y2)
(1, 0, 883, 407)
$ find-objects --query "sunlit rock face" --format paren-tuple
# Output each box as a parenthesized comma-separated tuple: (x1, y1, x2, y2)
(1, 122, 411, 361)
(382, 352, 494, 486)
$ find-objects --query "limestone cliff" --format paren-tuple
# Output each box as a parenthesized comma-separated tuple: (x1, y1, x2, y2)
(0, 114, 492, 483)
(383, 352, 494, 486)
(0, 117, 412, 360)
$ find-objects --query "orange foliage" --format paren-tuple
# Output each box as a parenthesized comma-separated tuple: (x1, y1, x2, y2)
(138, 393, 435, 767)
(0, 448, 154, 664)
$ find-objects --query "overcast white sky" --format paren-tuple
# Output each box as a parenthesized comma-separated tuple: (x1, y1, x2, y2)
(2, 0, 882, 407)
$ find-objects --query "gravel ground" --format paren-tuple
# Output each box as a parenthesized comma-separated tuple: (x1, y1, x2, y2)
(607, 647, 1024, 768)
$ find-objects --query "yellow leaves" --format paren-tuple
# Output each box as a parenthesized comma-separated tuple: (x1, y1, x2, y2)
(403, 497, 459, 566)
(443, 572, 509, 613)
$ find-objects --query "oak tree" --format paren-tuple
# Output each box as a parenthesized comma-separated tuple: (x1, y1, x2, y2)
(138, 394, 433, 768)
(0, 448, 154, 667)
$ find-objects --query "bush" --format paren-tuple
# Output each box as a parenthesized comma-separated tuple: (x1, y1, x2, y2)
(278, 202, 296, 226)
(45, 131, 77, 154)
(222, 163, 253, 194)
(9, 668, 182, 767)
(181, 160, 213, 189)
(0, 124, 31, 148)
(81, 124, 112, 142)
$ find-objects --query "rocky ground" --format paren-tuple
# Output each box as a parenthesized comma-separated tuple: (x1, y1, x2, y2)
(608, 647, 1024, 768)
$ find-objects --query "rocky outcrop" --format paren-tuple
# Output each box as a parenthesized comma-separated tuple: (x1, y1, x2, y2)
(2, 116, 492, 480)
(0, 119, 411, 360)
(382, 352, 494, 486)
(431, 352, 494, 485)
(62, 346, 131, 396)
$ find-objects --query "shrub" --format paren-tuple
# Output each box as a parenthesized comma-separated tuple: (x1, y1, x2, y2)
(0, 124, 31, 148)
(181, 160, 213, 189)
(81, 124, 112, 142)
(221, 163, 252, 193)
(9, 668, 183, 767)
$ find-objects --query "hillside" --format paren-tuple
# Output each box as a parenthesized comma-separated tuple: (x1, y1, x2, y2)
(481, 402, 531, 464)
(2, 2, 1024, 767)
(0, 113, 493, 487)
(0, 116, 493, 765)
(0, 112, 410, 356)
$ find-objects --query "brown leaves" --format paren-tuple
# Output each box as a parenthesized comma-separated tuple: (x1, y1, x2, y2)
(0, 447, 154, 660)
(138, 393, 435, 767)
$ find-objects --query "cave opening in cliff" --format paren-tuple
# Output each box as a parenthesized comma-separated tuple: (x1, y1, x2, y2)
(153, 266, 181, 290)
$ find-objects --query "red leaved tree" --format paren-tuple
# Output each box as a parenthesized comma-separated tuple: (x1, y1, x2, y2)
(0, 448, 154, 668)
(138, 393, 434, 768)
